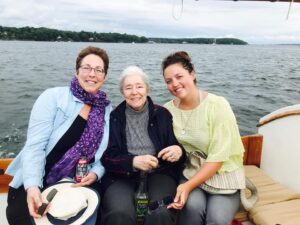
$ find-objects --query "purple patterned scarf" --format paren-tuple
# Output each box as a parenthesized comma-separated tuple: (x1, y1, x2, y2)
(46, 77, 110, 185)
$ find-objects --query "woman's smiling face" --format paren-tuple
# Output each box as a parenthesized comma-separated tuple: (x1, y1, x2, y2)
(163, 63, 196, 99)
(122, 74, 148, 111)
(76, 54, 106, 95)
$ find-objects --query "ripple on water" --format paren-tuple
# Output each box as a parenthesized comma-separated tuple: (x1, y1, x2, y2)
(0, 42, 299, 156)
(0, 125, 24, 157)
(19, 94, 33, 99)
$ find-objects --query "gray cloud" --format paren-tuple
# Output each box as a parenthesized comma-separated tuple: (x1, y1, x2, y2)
(1, 0, 300, 44)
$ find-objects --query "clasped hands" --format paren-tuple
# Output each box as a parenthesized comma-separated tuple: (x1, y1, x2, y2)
(133, 145, 182, 171)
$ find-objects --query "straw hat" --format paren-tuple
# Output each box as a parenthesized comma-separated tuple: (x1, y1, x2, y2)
(34, 179, 99, 225)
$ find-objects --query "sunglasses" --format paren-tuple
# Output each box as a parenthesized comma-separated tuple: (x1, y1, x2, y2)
(37, 188, 58, 216)
(148, 196, 174, 214)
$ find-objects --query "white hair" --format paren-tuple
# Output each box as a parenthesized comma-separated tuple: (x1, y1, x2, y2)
(119, 66, 150, 94)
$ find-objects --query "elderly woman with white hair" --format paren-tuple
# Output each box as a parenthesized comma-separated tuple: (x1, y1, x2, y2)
(101, 66, 186, 225)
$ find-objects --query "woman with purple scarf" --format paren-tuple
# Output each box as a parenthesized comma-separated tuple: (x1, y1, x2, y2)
(6, 46, 112, 225)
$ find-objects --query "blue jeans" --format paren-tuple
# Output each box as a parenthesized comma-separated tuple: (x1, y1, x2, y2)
(177, 177, 240, 225)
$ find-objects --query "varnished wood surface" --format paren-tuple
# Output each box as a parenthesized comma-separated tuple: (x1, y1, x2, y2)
(0, 134, 264, 193)
(0, 158, 13, 193)
(257, 109, 300, 127)
(242, 134, 263, 167)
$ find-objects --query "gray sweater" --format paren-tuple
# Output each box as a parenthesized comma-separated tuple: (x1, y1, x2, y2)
(125, 101, 156, 156)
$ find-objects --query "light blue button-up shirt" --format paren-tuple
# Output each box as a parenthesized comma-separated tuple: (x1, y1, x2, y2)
(6, 86, 112, 190)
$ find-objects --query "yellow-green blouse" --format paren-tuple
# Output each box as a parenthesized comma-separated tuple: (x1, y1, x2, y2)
(164, 93, 244, 173)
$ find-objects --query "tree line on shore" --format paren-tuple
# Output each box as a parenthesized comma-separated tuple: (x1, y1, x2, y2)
(0, 26, 248, 45)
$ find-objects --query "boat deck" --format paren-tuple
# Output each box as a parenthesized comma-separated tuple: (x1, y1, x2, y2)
(0, 193, 8, 225)
(1, 129, 299, 225)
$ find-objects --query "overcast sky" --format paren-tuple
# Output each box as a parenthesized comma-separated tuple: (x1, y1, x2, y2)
(1, 0, 300, 44)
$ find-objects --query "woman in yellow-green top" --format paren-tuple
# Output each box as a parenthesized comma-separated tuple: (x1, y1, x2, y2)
(162, 51, 245, 225)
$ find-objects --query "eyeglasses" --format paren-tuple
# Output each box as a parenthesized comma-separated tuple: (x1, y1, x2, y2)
(79, 65, 105, 77)
(148, 196, 173, 214)
(37, 188, 58, 215)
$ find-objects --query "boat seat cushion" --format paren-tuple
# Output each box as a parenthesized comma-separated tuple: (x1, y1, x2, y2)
(244, 165, 300, 225)
(249, 199, 300, 225)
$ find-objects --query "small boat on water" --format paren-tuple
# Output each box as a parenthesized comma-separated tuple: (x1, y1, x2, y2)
(1, 104, 300, 225)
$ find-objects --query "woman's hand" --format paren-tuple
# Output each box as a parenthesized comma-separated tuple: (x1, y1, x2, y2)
(27, 186, 44, 218)
(168, 162, 223, 210)
(72, 172, 97, 187)
(133, 155, 159, 171)
(167, 182, 192, 210)
(158, 145, 182, 163)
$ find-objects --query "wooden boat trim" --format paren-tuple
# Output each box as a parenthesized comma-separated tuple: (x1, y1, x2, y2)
(0, 159, 13, 193)
(257, 109, 300, 127)
(242, 134, 263, 167)
(0, 134, 263, 194)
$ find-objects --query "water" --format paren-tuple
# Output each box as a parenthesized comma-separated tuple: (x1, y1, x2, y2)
(0, 41, 300, 158)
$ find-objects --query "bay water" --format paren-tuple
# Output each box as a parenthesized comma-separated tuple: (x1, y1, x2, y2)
(0, 41, 299, 157)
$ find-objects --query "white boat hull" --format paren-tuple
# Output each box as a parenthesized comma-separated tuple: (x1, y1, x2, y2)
(258, 104, 300, 192)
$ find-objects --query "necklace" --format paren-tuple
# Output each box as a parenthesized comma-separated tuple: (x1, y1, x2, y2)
(177, 90, 202, 135)
(180, 111, 194, 135)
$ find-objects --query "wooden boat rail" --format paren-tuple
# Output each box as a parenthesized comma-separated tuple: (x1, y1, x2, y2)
(242, 134, 263, 167)
(0, 158, 13, 193)
(257, 109, 300, 127)
(0, 134, 263, 194)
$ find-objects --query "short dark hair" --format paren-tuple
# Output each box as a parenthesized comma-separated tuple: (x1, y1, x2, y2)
(162, 51, 196, 83)
(76, 46, 109, 75)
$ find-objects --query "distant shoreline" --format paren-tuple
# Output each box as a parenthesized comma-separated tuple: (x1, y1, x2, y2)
(2, 40, 300, 46)
(0, 25, 247, 45)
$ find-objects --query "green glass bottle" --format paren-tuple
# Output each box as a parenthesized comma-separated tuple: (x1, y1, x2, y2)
(135, 172, 149, 225)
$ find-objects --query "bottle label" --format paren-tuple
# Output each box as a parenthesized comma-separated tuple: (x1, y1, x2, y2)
(135, 172, 149, 224)
(136, 197, 149, 219)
